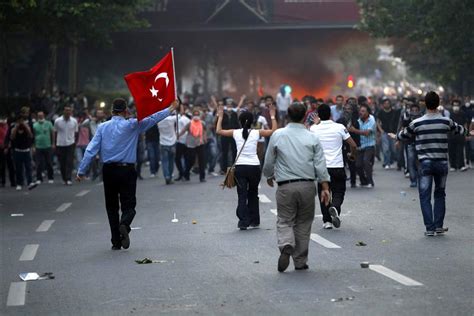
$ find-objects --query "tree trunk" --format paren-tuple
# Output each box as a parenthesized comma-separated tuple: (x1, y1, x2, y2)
(45, 42, 58, 93)
(0, 31, 8, 97)
(68, 41, 78, 93)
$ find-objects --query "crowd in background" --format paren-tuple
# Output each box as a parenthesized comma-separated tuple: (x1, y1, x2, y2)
(1, 87, 473, 191)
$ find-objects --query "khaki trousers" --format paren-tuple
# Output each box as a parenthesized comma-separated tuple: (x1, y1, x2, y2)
(275, 181, 316, 268)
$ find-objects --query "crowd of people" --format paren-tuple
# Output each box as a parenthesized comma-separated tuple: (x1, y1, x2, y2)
(1, 89, 473, 193)
(2, 87, 473, 269)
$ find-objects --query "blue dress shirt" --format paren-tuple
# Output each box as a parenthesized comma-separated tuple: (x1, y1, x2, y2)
(78, 108, 170, 175)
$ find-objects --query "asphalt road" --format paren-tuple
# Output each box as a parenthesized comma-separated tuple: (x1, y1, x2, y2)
(1, 162, 473, 315)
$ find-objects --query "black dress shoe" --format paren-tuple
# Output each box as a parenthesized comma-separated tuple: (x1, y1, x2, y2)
(119, 224, 130, 249)
(278, 245, 294, 272)
(111, 246, 121, 250)
(295, 264, 309, 270)
(239, 227, 248, 230)
(174, 176, 182, 181)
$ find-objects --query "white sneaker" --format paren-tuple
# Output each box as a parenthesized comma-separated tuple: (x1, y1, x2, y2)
(449, 168, 456, 172)
(66, 180, 72, 186)
(48, 180, 54, 184)
(36, 180, 42, 185)
(384, 165, 390, 170)
(149, 174, 156, 178)
(323, 222, 333, 229)
(16, 185, 22, 191)
(211, 172, 219, 177)
(460, 166, 468, 172)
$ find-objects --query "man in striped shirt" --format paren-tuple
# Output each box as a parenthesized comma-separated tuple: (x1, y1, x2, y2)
(389, 91, 466, 237)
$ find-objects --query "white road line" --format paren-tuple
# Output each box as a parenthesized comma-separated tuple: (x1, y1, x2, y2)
(270, 209, 277, 215)
(55, 202, 72, 213)
(36, 220, 55, 232)
(19, 244, 39, 261)
(76, 190, 90, 197)
(11, 213, 24, 217)
(310, 233, 341, 249)
(259, 194, 271, 203)
(369, 265, 423, 286)
(6, 282, 26, 306)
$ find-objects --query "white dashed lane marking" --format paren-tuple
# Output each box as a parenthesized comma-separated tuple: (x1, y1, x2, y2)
(55, 202, 72, 213)
(259, 194, 271, 203)
(76, 190, 90, 197)
(19, 244, 39, 261)
(10, 214, 24, 217)
(36, 220, 55, 232)
(369, 265, 423, 286)
(6, 282, 26, 306)
(310, 233, 341, 249)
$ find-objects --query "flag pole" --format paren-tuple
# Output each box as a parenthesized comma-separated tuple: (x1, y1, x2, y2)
(171, 47, 179, 136)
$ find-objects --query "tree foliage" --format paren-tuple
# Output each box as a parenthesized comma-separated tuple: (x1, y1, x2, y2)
(357, 0, 474, 93)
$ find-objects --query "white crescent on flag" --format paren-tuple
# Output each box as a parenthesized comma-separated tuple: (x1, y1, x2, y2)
(150, 72, 170, 102)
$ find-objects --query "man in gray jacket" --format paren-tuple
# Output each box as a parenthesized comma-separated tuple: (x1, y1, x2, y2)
(263, 102, 331, 272)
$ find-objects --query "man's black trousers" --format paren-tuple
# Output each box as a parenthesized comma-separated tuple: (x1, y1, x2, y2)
(317, 168, 347, 224)
(102, 163, 137, 247)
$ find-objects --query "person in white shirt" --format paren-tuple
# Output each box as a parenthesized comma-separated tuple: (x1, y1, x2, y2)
(53, 105, 78, 185)
(276, 85, 292, 127)
(310, 104, 357, 230)
(175, 105, 191, 181)
(216, 104, 277, 230)
(158, 114, 177, 184)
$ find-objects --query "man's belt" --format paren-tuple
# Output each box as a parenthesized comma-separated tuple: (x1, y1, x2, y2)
(277, 179, 314, 186)
(104, 162, 135, 167)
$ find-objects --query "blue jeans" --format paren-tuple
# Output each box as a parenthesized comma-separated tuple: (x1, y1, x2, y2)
(381, 133, 396, 166)
(206, 137, 218, 173)
(418, 160, 448, 232)
(146, 141, 160, 175)
(160, 145, 175, 180)
(406, 144, 418, 185)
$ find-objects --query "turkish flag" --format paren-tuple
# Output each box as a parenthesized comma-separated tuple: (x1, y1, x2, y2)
(124, 51, 176, 121)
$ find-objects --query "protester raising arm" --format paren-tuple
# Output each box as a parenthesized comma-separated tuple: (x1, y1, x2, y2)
(217, 103, 278, 138)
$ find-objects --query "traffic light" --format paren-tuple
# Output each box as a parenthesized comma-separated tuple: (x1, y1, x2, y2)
(347, 75, 354, 89)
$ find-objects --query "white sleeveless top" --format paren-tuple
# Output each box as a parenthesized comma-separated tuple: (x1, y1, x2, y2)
(233, 129, 260, 166)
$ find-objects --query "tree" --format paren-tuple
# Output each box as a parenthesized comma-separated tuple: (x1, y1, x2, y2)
(357, 0, 474, 95)
(1, 0, 152, 94)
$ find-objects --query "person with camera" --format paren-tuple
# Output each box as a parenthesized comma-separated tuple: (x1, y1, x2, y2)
(310, 104, 357, 230)
(216, 103, 277, 230)
(9, 107, 36, 190)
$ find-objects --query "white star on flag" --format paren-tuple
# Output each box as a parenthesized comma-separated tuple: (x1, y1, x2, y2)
(150, 86, 158, 97)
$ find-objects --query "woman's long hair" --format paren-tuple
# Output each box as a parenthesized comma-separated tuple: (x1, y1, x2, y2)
(239, 111, 254, 140)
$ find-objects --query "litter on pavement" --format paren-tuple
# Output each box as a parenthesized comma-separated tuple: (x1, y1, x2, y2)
(356, 241, 367, 246)
(19, 272, 55, 281)
(171, 213, 179, 223)
(360, 262, 370, 268)
(135, 258, 168, 264)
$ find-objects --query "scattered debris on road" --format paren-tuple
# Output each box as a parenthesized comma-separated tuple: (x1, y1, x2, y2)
(331, 296, 355, 302)
(19, 272, 55, 281)
(356, 241, 367, 246)
(135, 258, 168, 264)
(171, 213, 179, 223)
(360, 262, 370, 268)
(253, 261, 259, 264)
(192, 220, 197, 224)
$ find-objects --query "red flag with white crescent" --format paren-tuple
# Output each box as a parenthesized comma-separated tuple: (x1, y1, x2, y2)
(124, 50, 177, 121)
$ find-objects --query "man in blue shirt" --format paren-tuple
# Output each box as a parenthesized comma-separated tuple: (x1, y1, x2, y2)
(348, 103, 376, 188)
(77, 98, 178, 250)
